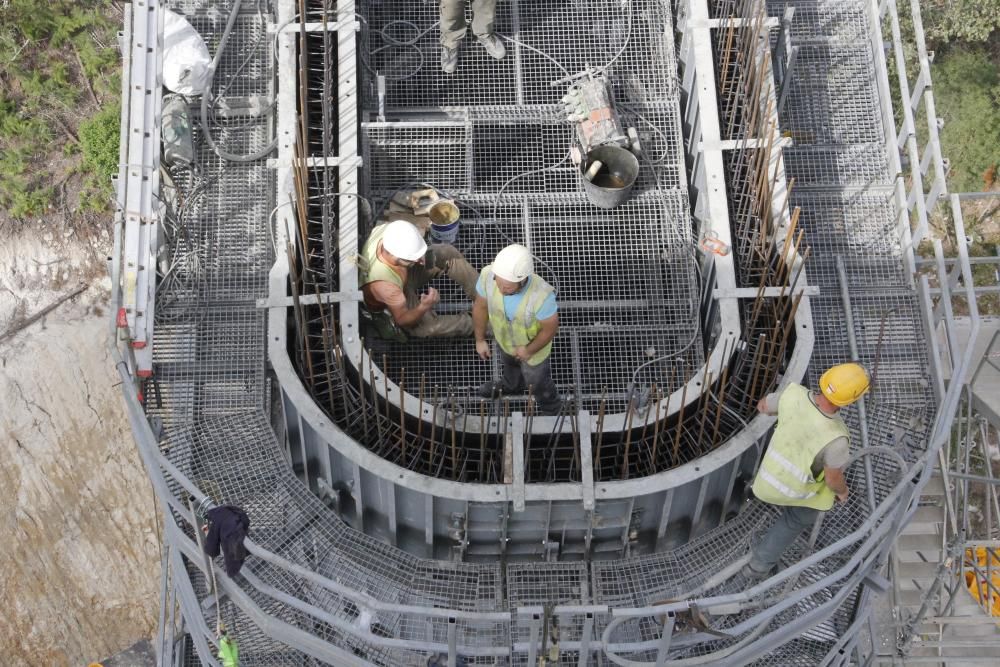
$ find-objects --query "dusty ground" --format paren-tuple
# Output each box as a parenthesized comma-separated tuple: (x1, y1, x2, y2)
(0, 225, 160, 666)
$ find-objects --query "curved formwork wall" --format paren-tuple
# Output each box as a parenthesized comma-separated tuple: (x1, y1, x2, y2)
(120, 0, 946, 665)
(274, 0, 824, 561)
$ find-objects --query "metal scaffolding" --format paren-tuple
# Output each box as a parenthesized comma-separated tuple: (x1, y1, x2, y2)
(108, 0, 996, 665)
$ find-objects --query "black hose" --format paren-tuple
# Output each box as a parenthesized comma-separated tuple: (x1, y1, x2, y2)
(199, 0, 278, 162)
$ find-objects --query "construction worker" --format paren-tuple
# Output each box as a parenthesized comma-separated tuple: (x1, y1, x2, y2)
(473, 244, 562, 415)
(360, 219, 479, 338)
(440, 0, 506, 74)
(742, 363, 870, 580)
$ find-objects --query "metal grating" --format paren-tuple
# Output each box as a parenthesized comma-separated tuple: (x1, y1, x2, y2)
(366, 191, 701, 402)
(360, 0, 676, 112)
(778, 42, 883, 145)
(765, 0, 870, 43)
(782, 144, 893, 187)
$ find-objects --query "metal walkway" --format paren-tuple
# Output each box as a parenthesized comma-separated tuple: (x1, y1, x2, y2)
(110, 0, 985, 665)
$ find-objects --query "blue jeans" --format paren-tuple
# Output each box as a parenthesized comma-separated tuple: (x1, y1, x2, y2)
(748, 504, 821, 574)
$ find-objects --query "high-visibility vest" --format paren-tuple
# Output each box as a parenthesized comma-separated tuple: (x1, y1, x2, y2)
(482, 266, 555, 366)
(751, 383, 850, 511)
(359, 223, 404, 311)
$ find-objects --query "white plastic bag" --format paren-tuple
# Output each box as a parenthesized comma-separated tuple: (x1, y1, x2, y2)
(163, 11, 211, 96)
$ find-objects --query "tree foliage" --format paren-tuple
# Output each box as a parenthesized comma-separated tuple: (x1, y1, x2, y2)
(920, 0, 1000, 45)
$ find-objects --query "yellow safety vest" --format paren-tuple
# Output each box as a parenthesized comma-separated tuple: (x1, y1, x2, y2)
(483, 266, 554, 366)
(359, 223, 405, 312)
(751, 383, 850, 511)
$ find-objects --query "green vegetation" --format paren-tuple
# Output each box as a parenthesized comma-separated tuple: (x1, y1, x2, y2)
(0, 1, 118, 221)
(79, 103, 122, 212)
(931, 47, 1000, 193)
(921, 0, 1000, 45)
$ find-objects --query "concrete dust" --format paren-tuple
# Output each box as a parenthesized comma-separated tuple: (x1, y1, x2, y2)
(0, 226, 160, 666)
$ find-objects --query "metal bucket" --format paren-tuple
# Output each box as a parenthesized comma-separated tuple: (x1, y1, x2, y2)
(429, 201, 461, 244)
(580, 144, 639, 209)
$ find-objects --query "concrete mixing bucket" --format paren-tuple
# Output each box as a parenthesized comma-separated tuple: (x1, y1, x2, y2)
(580, 144, 639, 209)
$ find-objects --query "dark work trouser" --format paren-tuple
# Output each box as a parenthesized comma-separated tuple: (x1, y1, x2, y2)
(498, 349, 561, 415)
(403, 244, 478, 338)
(747, 504, 821, 574)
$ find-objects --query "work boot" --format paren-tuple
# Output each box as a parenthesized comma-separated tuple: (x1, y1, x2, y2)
(477, 33, 506, 60)
(441, 45, 460, 74)
(740, 563, 773, 582)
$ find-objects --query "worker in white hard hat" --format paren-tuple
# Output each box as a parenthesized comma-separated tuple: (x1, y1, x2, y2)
(472, 244, 562, 415)
(742, 362, 871, 581)
(359, 220, 479, 338)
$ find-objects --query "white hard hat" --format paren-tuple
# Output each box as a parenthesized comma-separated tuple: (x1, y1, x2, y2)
(382, 220, 427, 261)
(493, 244, 534, 282)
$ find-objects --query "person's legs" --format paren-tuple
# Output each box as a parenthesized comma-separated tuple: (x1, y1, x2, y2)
(746, 505, 821, 575)
(470, 0, 497, 38)
(406, 310, 473, 338)
(498, 348, 524, 394)
(521, 357, 561, 415)
(478, 348, 521, 399)
(439, 0, 468, 48)
(428, 244, 479, 300)
(471, 0, 504, 59)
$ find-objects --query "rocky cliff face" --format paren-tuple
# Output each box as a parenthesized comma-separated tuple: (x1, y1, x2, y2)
(0, 228, 160, 666)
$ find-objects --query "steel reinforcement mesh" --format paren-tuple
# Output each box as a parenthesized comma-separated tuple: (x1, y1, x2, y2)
(147, 1, 939, 665)
(353, 0, 697, 411)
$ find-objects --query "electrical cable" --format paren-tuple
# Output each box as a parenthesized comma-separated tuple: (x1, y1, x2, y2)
(489, 132, 575, 293)
(624, 134, 704, 394)
(209, 0, 268, 130)
(200, 0, 278, 162)
(618, 102, 673, 165)
(364, 19, 440, 81)
(596, 0, 633, 75)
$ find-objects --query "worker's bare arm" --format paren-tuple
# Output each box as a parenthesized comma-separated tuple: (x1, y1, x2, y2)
(823, 466, 849, 503)
(472, 296, 490, 359)
(386, 287, 438, 328)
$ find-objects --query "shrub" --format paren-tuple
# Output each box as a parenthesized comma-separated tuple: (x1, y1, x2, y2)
(79, 103, 121, 185)
(931, 48, 1000, 193)
(78, 103, 121, 212)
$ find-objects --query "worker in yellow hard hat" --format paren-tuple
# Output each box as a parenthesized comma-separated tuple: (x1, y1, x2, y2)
(742, 363, 870, 580)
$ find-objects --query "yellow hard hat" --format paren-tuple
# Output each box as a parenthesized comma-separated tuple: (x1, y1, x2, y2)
(819, 363, 871, 407)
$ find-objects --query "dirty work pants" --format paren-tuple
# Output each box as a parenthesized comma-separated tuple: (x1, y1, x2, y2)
(440, 0, 498, 49)
(404, 244, 478, 338)
(497, 349, 562, 415)
(747, 504, 821, 575)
